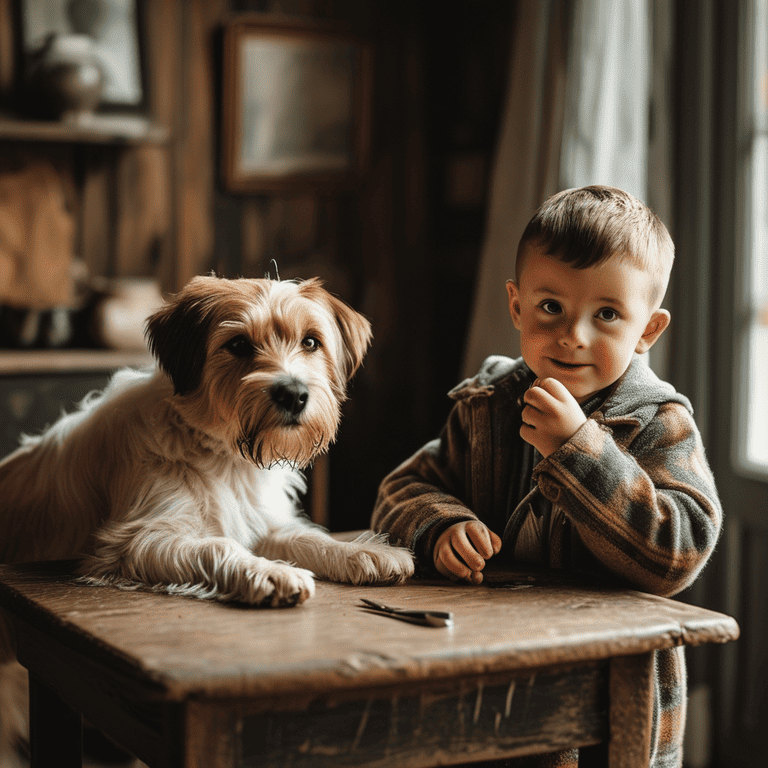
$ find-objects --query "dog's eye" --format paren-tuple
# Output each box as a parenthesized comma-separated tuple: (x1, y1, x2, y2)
(302, 336, 320, 352)
(224, 335, 254, 358)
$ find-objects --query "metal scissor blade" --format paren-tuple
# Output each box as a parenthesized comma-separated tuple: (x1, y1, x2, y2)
(359, 598, 453, 628)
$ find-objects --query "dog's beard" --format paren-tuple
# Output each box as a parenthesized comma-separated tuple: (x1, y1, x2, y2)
(223, 373, 341, 470)
(237, 428, 327, 469)
(237, 414, 334, 469)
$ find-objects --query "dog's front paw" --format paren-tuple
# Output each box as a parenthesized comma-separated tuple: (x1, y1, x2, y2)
(243, 560, 316, 607)
(336, 535, 415, 585)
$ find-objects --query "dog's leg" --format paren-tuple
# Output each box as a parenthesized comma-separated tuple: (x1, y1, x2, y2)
(81, 521, 316, 607)
(257, 526, 415, 585)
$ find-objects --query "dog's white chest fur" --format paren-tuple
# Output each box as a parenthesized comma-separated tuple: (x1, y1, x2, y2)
(203, 460, 302, 548)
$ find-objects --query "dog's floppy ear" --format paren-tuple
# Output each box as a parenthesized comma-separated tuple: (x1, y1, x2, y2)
(301, 280, 372, 381)
(329, 294, 372, 380)
(145, 277, 220, 395)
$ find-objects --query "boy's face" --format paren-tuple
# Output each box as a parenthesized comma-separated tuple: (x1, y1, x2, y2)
(507, 247, 670, 403)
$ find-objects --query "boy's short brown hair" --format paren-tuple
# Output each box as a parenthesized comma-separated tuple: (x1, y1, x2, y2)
(516, 185, 674, 306)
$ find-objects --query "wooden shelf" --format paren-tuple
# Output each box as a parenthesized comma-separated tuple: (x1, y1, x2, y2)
(0, 113, 169, 145)
(0, 349, 153, 375)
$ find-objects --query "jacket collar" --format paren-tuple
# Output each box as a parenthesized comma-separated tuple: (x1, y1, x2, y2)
(599, 354, 692, 418)
(449, 354, 693, 418)
(449, 355, 532, 401)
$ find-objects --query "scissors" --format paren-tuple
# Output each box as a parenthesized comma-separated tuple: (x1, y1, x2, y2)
(359, 598, 454, 628)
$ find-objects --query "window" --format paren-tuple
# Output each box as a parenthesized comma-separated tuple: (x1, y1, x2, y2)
(736, 0, 768, 475)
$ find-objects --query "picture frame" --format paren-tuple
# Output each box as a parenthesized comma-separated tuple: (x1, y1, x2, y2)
(19, 0, 145, 110)
(222, 18, 372, 194)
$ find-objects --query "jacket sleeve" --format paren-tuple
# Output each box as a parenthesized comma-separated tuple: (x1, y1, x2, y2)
(533, 402, 722, 596)
(371, 400, 479, 566)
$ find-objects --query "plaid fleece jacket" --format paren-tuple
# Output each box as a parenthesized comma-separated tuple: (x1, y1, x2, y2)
(372, 355, 722, 768)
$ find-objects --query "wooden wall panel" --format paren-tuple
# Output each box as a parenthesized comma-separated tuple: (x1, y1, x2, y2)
(114, 146, 170, 277)
(324, 2, 434, 530)
(173, 0, 227, 290)
(0, 0, 14, 107)
(240, 199, 269, 278)
(144, 0, 182, 292)
(79, 148, 113, 278)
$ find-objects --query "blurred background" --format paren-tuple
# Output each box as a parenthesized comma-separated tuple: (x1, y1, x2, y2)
(0, 0, 765, 766)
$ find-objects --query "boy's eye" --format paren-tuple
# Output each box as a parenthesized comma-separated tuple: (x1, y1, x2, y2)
(597, 308, 619, 322)
(540, 300, 561, 315)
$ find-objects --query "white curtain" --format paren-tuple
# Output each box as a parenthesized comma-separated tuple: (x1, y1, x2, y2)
(559, 0, 649, 198)
(462, 0, 568, 377)
(462, 0, 650, 377)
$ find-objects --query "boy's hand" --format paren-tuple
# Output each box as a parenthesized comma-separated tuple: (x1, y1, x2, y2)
(434, 521, 501, 584)
(520, 378, 587, 458)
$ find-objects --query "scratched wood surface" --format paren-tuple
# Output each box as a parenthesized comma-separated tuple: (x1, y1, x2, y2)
(0, 560, 741, 768)
(232, 663, 607, 767)
(0, 560, 739, 705)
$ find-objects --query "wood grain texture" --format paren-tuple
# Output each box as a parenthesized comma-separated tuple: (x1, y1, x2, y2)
(0, 0, 13, 104)
(0, 561, 739, 704)
(608, 654, 655, 766)
(173, 0, 227, 289)
(143, 0, 180, 293)
(0, 349, 153, 374)
(114, 145, 171, 277)
(79, 148, 114, 278)
(185, 702, 238, 768)
(0, 559, 740, 768)
(234, 664, 606, 767)
(17, 620, 167, 767)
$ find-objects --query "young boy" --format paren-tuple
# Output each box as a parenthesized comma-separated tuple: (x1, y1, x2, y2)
(372, 185, 722, 768)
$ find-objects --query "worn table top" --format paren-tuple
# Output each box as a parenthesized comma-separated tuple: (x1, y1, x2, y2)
(0, 561, 739, 704)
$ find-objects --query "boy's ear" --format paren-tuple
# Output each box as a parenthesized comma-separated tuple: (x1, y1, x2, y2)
(635, 309, 671, 354)
(506, 280, 522, 330)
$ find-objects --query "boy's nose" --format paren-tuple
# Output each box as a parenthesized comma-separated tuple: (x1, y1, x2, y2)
(558, 319, 588, 348)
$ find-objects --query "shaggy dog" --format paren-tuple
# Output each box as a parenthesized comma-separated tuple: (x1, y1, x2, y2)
(0, 274, 414, 763)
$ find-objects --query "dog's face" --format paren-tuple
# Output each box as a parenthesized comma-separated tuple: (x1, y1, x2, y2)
(145, 275, 372, 468)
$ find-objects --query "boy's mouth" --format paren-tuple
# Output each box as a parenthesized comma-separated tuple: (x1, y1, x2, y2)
(548, 358, 591, 371)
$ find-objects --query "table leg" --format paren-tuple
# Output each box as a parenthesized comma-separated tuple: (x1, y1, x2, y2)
(578, 653, 654, 767)
(601, 652, 654, 768)
(29, 672, 82, 768)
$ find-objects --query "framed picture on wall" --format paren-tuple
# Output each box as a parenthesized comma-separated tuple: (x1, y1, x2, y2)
(222, 18, 372, 193)
(20, 0, 145, 110)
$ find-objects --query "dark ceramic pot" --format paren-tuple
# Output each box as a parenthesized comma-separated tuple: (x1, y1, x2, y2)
(25, 33, 104, 122)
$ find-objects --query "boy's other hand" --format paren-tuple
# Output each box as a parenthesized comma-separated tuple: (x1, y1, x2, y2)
(520, 377, 587, 458)
(434, 520, 502, 584)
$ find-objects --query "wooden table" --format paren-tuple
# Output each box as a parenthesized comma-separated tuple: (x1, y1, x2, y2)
(0, 561, 739, 768)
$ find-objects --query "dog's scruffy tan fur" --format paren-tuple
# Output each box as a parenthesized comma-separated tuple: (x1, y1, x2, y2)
(0, 274, 414, 764)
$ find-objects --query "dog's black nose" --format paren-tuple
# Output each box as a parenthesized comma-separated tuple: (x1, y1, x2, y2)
(271, 378, 309, 416)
